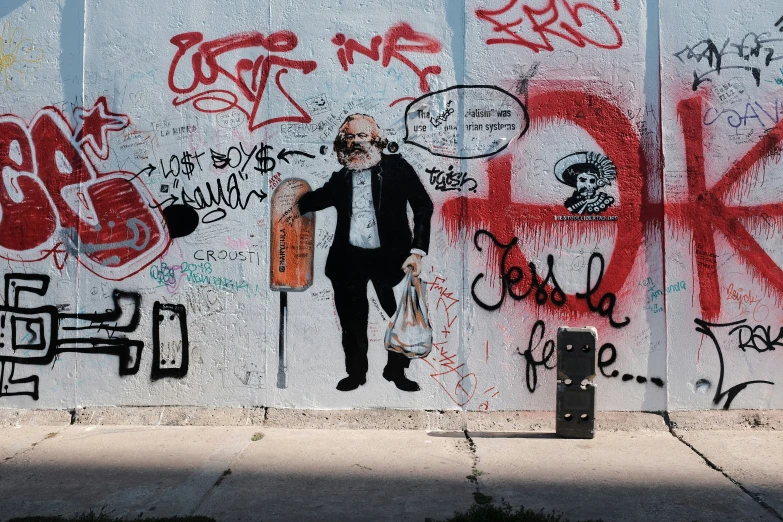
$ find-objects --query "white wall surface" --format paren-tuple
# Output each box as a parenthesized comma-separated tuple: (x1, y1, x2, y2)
(0, 0, 778, 411)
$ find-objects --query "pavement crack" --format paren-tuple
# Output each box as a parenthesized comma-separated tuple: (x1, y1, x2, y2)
(663, 412, 783, 521)
(463, 429, 493, 505)
(1, 429, 65, 466)
(189, 439, 251, 516)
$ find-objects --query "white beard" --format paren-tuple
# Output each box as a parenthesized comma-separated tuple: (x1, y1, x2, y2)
(338, 145, 382, 171)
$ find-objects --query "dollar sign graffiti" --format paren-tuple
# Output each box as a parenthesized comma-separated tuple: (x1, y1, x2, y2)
(180, 151, 196, 180)
(255, 143, 276, 174)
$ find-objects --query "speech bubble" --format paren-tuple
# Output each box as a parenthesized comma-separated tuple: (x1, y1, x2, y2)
(403, 85, 529, 159)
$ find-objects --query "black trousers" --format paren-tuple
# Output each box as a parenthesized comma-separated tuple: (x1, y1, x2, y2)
(330, 247, 411, 378)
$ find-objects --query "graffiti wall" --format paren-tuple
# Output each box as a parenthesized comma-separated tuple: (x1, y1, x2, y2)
(662, 0, 783, 410)
(0, 0, 777, 411)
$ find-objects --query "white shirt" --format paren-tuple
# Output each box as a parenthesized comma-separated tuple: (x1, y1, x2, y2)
(350, 169, 381, 249)
(348, 168, 427, 257)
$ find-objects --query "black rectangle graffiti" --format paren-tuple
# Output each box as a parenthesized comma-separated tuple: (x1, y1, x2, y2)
(152, 303, 189, 380)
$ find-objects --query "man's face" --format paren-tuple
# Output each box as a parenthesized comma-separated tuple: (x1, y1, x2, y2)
(576, 172, 598, 198)
(335, 118, 382, 170)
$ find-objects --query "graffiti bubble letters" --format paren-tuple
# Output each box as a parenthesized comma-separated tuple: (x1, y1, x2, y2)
(1, 274, 137, 400)
(426, 165, 477, 193)
(168, 31, 317, 132)
(694, 319, 775, 409)
(0, 98, 169, 280)
(332, 22, 442, 93)
(475, 0, 623, 53)
(674, 32, 783, 91)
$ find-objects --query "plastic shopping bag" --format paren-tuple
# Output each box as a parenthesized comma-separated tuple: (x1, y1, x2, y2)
(384, 269, 433, 359)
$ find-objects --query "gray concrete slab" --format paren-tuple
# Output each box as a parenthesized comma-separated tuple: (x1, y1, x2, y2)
(0, 426, 63, 461)
(678, 430, 783, 519)
(195, 428, 476, 522)
(469, 431, 778, 522)
(0, 425, 779, 522)
(670, 410, 783, 430)
(0, 409, 72, 426)
(0, 426, 255, 521)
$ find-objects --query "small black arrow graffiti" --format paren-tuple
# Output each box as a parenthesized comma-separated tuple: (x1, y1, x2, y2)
(128, 163, 156, 182)
(276, 148, 315, 164)
(149, 195, 179, 209)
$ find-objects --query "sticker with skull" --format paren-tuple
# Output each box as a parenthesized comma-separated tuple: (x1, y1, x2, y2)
(554, 152, 617, 215)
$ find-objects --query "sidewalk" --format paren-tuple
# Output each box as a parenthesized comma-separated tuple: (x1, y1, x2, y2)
(1, 411, 782, 522)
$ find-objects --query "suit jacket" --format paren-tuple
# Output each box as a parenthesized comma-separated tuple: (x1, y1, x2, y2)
(298, 154, 433, 283)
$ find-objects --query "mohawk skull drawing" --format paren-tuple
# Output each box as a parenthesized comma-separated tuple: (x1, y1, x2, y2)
(555, 151, 617, 215)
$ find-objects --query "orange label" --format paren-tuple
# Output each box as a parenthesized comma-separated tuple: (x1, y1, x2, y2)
(270, 178, 315, 291)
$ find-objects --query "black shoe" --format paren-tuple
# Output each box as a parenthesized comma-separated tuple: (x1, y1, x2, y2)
(383, 368, 420, 392)
(336, 375, 366, 391)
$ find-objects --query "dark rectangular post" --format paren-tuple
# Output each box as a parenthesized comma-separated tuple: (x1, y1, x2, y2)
(556, 327, 597, 439)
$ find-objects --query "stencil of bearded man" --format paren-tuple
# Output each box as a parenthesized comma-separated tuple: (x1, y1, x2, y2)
(297, 114, 434, 392)
(555, 151, 617, 215)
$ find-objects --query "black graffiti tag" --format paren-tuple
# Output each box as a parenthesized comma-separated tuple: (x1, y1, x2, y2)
(694, 318, 774, 410)
(519, 319, 556, 393)
(470, 229, 565, 311)
(470, 230, 629, 329)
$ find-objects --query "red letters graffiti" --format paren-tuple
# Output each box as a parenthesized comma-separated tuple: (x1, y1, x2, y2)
(168, 31, 318, 132)
(442, 89, 783, 322)
(475, 0, 623, 53)
(670, 96, 783, 320)
(441, 90, 648, 318)
(332, 22, 442, 93)
(0, 97, 169, 280)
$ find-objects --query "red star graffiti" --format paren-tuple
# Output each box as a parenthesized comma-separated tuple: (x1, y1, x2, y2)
(670, 96, 783, 320)
(74, 96, 130, 160)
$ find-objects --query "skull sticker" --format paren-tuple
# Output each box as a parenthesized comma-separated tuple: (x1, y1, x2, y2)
(554, 152, 617, 215)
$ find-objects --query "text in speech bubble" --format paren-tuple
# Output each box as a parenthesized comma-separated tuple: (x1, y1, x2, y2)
(403, 85, 529, 159)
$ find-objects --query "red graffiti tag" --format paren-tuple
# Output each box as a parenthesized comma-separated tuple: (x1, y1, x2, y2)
(0, 97, 169, 280)
(332, 22, 442, 93)
(168, 31, 318, 132)
(441, 90, 650, 317)
(670, 96, 783, 320)
(475, 0, 623, 53)
(423, 343, 478, 407)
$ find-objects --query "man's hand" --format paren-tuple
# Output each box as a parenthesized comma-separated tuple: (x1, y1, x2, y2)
(402, 253, 422, 276)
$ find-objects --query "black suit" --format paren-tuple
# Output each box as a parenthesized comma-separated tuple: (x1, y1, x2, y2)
(298, 154, 433, 378)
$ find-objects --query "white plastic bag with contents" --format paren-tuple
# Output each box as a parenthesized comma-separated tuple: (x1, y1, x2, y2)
(384, 269, 433, 359)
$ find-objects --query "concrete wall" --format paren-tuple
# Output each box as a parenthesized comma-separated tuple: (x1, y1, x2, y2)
(0, 0, 779, 411)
